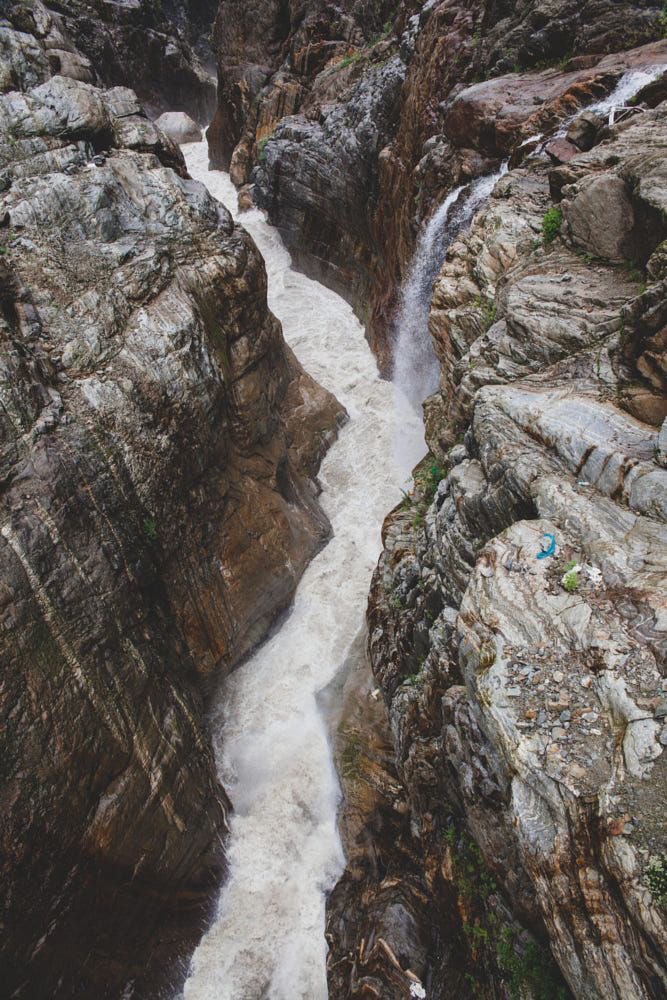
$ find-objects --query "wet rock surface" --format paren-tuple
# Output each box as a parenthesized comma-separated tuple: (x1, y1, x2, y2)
(208, 0, 665, 367)
(0, 24, 344, 1000)
(327, 68, 667, 1000)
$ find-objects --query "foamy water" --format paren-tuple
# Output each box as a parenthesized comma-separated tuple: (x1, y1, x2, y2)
(391, 164, 508, 469)
(542, 62, 667, 148)
(179, 140, 421, 1000)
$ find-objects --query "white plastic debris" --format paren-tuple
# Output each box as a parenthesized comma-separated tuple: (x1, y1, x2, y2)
(585, 565, 603, 587)
(410, 983, 427, 999)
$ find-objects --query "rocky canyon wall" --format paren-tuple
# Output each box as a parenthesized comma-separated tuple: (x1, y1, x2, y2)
(204, 4, 666, 995)
(0, 7, 344, 995)
(327, 42, 667, 1000)
(208, 0, 663, 366)
(2, 0, 218, 121)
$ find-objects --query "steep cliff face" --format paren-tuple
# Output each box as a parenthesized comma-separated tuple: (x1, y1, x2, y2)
(208, 0, 663, 366)
(327, 60, 667, 1000)
(2, 0, 217, 122)
(0, 20, 343, 998)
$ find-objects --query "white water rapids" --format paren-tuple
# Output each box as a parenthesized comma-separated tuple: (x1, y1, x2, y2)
(180, 141, 422, 999)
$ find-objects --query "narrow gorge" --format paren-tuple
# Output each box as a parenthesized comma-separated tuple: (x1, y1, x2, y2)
(0, 1, 666, 999)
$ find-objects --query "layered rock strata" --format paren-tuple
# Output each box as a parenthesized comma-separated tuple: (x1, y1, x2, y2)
(327, 72, 667, 1000)
(2, 0, 216, 122)
(0, 28, 343, 999)
(209, 0, 664, 365)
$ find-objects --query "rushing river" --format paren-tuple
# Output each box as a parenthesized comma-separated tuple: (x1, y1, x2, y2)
(180, 141, 422, 999)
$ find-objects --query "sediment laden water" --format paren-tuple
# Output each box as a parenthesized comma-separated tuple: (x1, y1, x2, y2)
(180, 141, 421, 999)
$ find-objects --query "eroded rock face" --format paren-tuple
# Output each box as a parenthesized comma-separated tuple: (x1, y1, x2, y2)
(0, 53, 343, 1000)
(327, 87, 667, 1000)
(209, 0, 664, 367)
(255, 57, 406, 334)
(2, 0, 217, 122)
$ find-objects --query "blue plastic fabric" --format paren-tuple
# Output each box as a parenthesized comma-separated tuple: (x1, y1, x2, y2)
(536, 532, 556, 559)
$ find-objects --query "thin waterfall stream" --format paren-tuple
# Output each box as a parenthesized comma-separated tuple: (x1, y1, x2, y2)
(180, 141, 421, 999)
(392, 163, 508, 470)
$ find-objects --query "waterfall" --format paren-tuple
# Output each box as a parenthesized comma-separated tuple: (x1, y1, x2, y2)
(528, 62, 667, 152)
(178, 140, 421, 1000)
(577, 63, 666, 125)
(392, 163, 508, 472)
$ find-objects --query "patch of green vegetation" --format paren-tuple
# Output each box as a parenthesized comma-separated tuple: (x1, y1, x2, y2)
(482, 301, 497, 331)
(398, 488, 413, 511)
(414, 458, 447, 507)
(542, 206, 563, 244)
(444, 824, 568, 998)
(497, 927, 569, 1000)
(142, 516, 158, 542)
(533, 50, 574, 72)
(336, 51, 363, 70)
(447, 827, 499, 901)
(399, 456, 448, 532)
(339, 726, 363, 780)
(256, 135, 272, 162)
(625, 263, 644, 284)
(562, 560, 580, 593)
(390, 590, 405, 611)
(659, 1, 667, 39)
(645, 854, 667, 906)
(473, 294, 498, 331)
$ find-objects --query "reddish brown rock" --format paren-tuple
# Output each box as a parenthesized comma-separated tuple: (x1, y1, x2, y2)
(545, 136, 580, 162)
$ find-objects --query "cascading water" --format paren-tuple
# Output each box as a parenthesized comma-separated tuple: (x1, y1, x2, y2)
(178, 141, 421, 1000)
(392, 164, 508, 471)
(527, 62, 667, 153)
(582, 63, 666, 123)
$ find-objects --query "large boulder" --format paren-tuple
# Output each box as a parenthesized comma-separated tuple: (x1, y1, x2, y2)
(155, 109, 203, 143)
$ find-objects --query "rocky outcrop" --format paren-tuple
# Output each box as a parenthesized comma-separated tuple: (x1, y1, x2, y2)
(327, 72, 667, 1000)
(208, 0, 664, 366)
(155, 110, 203, 143)
(255, 56, 406, 335)
(0, 27, 344, 999)
(2, 0, 217, 122)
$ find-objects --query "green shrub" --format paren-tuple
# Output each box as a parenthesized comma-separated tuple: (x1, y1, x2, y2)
(142, 517, 157, 541)
(339, 726, 363, 780)
(482, 301, 497, 331)
(542, 206, 563, 244)
(256, 136, 271, 162)
(336, 51, 362, 70)
(497, 929, 568, 1000)
(414, 459, 447, 506)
